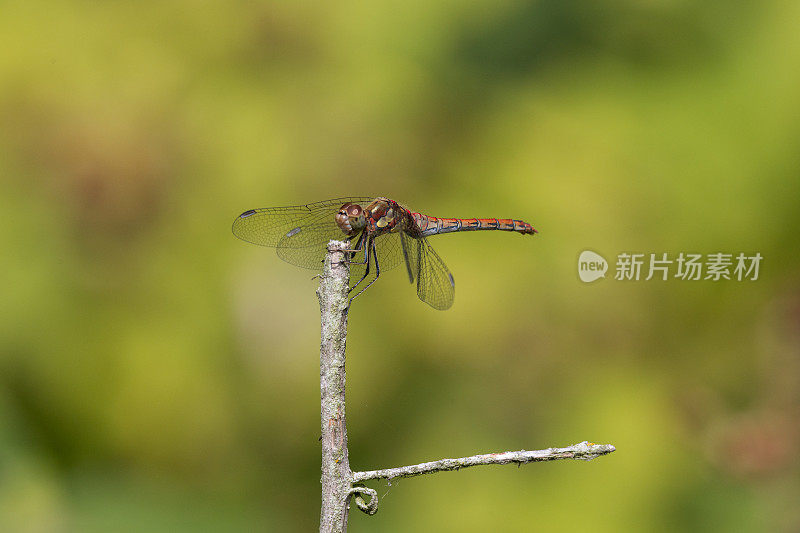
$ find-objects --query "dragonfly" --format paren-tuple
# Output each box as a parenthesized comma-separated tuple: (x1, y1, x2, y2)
(232, 197, 537, 310)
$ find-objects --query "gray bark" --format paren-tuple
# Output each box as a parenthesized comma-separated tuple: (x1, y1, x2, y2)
(318, 241, 353, 533)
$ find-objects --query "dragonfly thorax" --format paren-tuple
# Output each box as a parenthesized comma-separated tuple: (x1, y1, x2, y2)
(364, 198, 408, 236)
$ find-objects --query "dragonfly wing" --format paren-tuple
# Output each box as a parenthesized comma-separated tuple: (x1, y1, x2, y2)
(401, 234, 455, 310)
(232, 197, 374, 247)
(400, 232, 418, 283)
(275, 224, 407, 272)
(275, 222, 352, 269)
(372, 232, 404, 272)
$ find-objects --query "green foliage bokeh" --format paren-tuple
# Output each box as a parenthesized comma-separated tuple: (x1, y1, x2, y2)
(1, 1, 799, 531)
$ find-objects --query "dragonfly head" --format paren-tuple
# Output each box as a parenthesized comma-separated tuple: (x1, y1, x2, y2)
(336, 202, 367, 235)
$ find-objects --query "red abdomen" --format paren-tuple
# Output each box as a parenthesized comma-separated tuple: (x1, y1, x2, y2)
(412, 213, 537, 237)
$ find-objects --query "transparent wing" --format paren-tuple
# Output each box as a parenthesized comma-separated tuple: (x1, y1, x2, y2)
(371, 232, 405, 272)
(401, 233, 455, 310)
(275, 221, 358, 270)
(232, 197, 374, 248)
(233, 197, 375, 269)
(276, 227, 406, 274)
(400, 232, 418, 283)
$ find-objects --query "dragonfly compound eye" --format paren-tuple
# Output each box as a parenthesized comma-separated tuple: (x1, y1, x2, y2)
(335, 203, 366, 235)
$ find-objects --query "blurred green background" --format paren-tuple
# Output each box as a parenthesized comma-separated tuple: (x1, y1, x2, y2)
(2, 0, 799, 531)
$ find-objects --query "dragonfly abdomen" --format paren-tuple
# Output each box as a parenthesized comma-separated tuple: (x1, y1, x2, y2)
(412, 213, 537, 237)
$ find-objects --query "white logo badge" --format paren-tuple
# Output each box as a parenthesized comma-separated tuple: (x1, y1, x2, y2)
(578, 250, 608, 283)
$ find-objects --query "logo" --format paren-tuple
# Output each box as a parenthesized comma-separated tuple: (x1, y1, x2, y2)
(577, 251, 762, 282)
(578, 250, 608, 283)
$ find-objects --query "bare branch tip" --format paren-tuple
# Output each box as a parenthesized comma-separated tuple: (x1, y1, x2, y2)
(571, 441, 616, 461)
(326, 240, 351, 253)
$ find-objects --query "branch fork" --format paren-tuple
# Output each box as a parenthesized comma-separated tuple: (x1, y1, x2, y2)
(317, 241, 615, 532)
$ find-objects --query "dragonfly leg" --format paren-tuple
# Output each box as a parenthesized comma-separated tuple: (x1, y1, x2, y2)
(349, 236, 372, 294)
(349, 237, 380, 306)
(346, 231, 370, 265)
